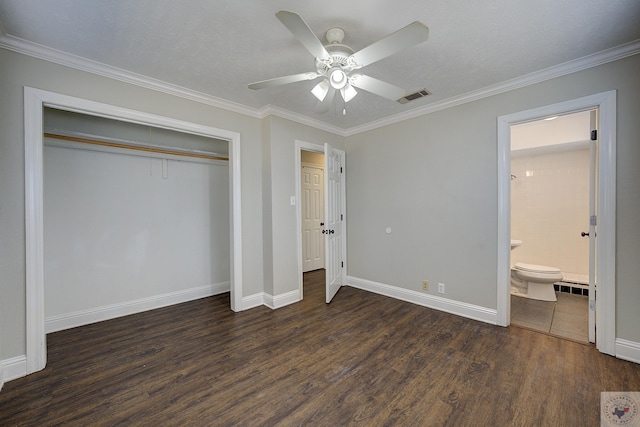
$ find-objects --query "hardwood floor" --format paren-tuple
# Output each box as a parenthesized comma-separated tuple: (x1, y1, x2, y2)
(2, 269, 639, 426)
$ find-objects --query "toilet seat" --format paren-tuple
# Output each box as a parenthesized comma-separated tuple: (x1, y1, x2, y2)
(514, 262, 561, 274)
(511, 262, 563, 301)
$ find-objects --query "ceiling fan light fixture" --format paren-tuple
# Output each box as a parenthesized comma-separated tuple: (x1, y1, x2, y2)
(341, 84, 358, 102)
(249, 11, 431, 112)
(329, 68, 347, 89)
(311, 79, 330, 101)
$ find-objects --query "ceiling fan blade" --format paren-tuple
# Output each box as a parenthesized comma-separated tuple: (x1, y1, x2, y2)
(315, 88, 336, 113)
(349, 21, 429, 68)
(276, 11, 331, 62)
(350, 74, 406, 101)
(248, 72, 319, 90)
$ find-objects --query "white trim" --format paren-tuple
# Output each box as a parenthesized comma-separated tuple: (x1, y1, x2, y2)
(1, 355, 27, 383)
(24, 87, 244, 376)
(45, 282, 230, 334)
(347, 276, 497, 325)
(345, 40, 640, 136)
(2, 28, 637, 138)
(615, 339, 640, 364)
(295, 140, 325, 302)
(264, 290, 301, 310)
(496, 91, 617, 355)
(1, 33, 260, 120)
(239, 293, 265, 311)
(0, 32, 344, 137)
(259, 106, 345, 136)
(24, 87, 46, 374)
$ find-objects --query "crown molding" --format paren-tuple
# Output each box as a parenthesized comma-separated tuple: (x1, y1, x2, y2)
(0, 32, 263, 119)
(343, 39, 640, 136)
(0, 30, 349, 136)
(258, 105, 347, 136)
(2, 25, 638, 139)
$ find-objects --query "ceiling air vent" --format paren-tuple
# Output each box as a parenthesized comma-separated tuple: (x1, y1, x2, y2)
(397, 89, 431, 104)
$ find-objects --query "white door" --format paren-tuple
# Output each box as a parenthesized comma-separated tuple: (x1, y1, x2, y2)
(324, 143, 346, 303)
(588, 109, 598, 343)
(302, 165, 325, 272)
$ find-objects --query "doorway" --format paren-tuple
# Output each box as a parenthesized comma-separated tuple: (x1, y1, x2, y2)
(24, 87, 243, 375)
(496, 91, 616, 356)
(296, 141, 325, 302)
(509, 110, 593, 342)
(301, 150, 325, 273)
(295, 140, 347, 304)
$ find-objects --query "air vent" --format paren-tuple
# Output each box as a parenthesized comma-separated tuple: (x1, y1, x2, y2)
(397, 89, 431, 104)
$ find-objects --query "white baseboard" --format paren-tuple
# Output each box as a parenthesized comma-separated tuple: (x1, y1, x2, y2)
(615, 339, 640, 364)
(1, 355, 27, 383)
(237, 290, 302, 311)
(238, 292, 265, 311)
(45, 282, 230, 333)
(347, 276, 498, 325)
(264, 290, 301, 310)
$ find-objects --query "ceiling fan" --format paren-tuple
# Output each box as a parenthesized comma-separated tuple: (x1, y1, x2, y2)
(248, 11, 429, 109)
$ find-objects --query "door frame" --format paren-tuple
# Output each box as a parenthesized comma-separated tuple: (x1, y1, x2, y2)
(295, 140, 324, 300)
(496, 90, 616, 356)
(24, 87, 243, 374)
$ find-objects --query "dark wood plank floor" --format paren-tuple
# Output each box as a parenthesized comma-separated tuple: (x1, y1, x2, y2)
(2, 269, 639, 426)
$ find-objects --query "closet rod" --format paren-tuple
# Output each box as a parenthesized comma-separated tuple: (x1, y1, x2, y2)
(44, 132, 229, 161)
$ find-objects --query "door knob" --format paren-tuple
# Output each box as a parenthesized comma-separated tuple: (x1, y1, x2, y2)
(581, 231, 589, 237)
(320, 222, 324, 226)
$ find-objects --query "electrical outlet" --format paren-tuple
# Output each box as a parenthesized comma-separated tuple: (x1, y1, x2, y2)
(438, 283, 445, 294)
(422, 280, 429, 291)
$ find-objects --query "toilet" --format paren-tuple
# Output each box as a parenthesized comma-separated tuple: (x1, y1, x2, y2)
(510, 262, 563, 302)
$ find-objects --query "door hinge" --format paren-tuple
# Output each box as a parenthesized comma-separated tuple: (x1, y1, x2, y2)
(591, 129, 597, 141)
(340, 167, 343, 173)
(341, 214, 343, 221)
(341, 261, 344, 268)
(590, 215, 597, 226)
(589, 300, 596, 311)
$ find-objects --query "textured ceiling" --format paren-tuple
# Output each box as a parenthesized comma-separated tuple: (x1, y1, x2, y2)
(1, 0, 639, 131)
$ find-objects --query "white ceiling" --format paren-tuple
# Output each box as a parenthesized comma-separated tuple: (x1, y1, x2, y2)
(1, 1, 639, 132)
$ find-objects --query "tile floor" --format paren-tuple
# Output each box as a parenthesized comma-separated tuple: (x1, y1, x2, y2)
(510, 291, 589, 343)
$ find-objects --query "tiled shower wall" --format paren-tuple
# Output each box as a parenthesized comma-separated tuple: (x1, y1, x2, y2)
(511, 148, 590, 277)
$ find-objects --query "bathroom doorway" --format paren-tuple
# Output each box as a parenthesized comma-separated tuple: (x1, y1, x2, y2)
(509, 110, 593, 342)
(496, 91, 617, 356)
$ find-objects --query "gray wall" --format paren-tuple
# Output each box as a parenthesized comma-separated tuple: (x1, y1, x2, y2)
(0, 48, 265, 360)
(262, 116, 344, 297)
(1, 46, 639, 365)
(345, 54, 640, 342)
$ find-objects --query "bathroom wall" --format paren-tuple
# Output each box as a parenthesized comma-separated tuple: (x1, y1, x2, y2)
(511, 147, 590, 279)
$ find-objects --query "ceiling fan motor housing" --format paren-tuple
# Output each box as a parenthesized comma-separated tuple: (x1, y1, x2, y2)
(315, 43, 356, 87)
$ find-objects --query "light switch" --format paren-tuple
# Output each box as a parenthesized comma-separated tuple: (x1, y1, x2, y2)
(290, 196, 296, 206)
